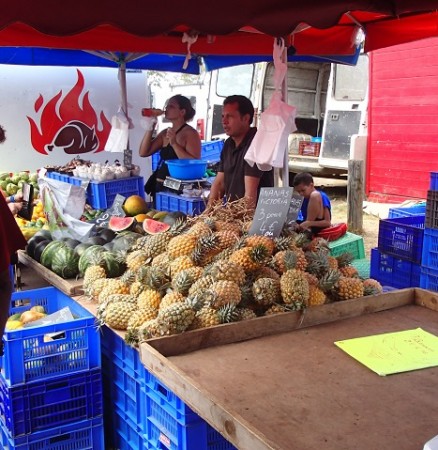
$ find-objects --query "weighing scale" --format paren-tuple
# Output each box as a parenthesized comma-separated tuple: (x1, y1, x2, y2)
(162, 176, 212, 194)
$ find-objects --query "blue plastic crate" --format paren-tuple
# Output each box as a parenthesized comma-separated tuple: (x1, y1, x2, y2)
(201, 140, 224, 162)
(370, 248, 421, 289)
(388, 203, 426, 219)
(144, 372, 198, 423)
(146, 411, 236, 450)
(87, 176, 145, 209)
(1, 287, 100, 386)
(430, 172, 438, 191)
(0, 417, 104, 450)
(421, 228, 438, 269)
(44, 173, 145, 209)
(420, 266, 438, 292)
(155, 191, 206, 216)
(102, 352, 147, 434)
(100, 326, 147, 379)
(377, 215, 425, 264)
(104, 403, 146, 450)
(0, 369, 102, 437)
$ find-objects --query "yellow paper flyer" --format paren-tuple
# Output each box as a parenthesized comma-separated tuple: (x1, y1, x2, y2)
(334, 328, 438, 376)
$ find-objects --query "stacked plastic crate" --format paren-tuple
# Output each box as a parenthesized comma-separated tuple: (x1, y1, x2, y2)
(370, 207, 425, 289)
(420, 173, 438, 291)
(153, 140, 224, 216)
(101, 326, 237, 450)
(0, 287, 104, 449)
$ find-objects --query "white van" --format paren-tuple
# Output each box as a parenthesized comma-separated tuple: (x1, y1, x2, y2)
(205, 55, 369, 181)
(0, 65, 152, 175)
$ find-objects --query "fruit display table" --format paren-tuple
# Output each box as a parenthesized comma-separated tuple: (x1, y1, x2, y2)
(139, 288, 438, 450)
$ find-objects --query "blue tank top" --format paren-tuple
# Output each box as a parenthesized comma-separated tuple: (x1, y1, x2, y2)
(299, 190, 331, 221)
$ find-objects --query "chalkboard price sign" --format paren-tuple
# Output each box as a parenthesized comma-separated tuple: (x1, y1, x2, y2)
(92, 194, 127, 228)
(249, 187, 293, 237)
(286, 191, 304, 224)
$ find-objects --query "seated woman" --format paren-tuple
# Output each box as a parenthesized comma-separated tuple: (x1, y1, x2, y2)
(293, 172, 331, 235)
(139, 95, 201, 197)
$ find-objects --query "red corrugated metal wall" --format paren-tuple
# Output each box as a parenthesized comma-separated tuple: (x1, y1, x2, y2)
(367, 37, 438, 202)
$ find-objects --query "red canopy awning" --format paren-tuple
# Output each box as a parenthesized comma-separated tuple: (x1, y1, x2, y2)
(1, 1, 437, 56)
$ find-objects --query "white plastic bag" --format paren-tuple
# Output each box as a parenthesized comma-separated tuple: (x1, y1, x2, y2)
(245, 39, 297, 171)
(38, 176, 94, 241)
(105, 113, 129, 153)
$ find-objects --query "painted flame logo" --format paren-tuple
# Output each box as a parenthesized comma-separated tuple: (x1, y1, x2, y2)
(27, 69, 111, 155)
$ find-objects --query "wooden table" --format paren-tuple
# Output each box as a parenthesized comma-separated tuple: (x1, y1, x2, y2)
(140, 289, 438, 450)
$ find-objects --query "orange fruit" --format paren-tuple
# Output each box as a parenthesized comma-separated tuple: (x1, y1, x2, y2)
(135, 213, 148, 223)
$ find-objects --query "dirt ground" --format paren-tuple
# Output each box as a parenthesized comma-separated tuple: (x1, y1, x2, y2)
(321, 185, 380, 259)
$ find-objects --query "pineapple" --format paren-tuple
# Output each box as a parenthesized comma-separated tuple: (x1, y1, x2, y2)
(252, 277, 281, 306)
(209, 260, 246, 286)
(336, 253, 358, 278)
(125, 318, 162, 344)
(159, 291, 185, 310)
(229, 244, 269, 273)
(167, 234, 198, 259)
(83, 265, 106, 291)
(217, 303, 240, 323)
(209, 281, 241, 308)
(280, 269, 309, 308)
(362, 278, 383, 296)
(305, 250, 330, 278)
(126, 250, 151, 272)
(188, 275, 215, 297)
(237, 307, 258, 321)
(171, 267, 203, 295)
(137, 289, 162, 310)
(103, 301, 137, 330)
(87, 277, 108, 298)
(97, 279, 130, 304)
(191, 232, 221, 266)
(265, 303, 291, 315)
(273, 249, 307, 274)
(186, 220, 213, 237)
(245, 235, 275, 255)
(130, 281, 146, 297)
(254, 266, 281, 281)
(274, 236, 297, 252)
(308, 285, 327, 306)
(151, 252, 170, 267)
(157, 303, 195, 335)
(213, 220, 241, 235)
(334, 276, 364, 300)
(169, 255, 195, 277)
(215, 230, 240, 250)
(188, 306, 220, 329)
(127, 307, 158, 331)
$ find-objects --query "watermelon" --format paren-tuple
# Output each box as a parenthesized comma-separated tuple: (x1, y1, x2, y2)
(101, 251, 126, 278)
(27, 235, 51, 259)
(111, 232, 140, 252)
(108, 216, 135, 232)
(33, 239, 52, 263)
(51, 246, 80, 279)
(143, 218, 170, 235)
(40, 241, 66, 268)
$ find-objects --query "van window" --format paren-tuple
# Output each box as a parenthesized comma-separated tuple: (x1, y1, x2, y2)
(216, 65, 254, 98)
(333, 55, 368, 101)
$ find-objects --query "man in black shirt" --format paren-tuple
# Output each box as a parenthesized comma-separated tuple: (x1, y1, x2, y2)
(207, 95, 274, 210)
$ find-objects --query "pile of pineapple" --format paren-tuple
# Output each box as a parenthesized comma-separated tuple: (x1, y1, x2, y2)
(83, 200, 382, 346)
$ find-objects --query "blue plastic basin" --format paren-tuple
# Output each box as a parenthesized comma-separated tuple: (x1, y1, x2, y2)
(165, 159, 207, 180)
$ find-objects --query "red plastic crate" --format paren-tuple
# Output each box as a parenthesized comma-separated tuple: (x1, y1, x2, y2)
(0, 369, 102, 437)
(0, 417, 104, 450)
(1, 287, 100, 386)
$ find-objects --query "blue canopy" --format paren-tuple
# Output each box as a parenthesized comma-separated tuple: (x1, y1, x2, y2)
(0, 46, 361, 74)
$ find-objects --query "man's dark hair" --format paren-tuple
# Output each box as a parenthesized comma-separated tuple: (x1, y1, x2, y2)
(0, 125, 5, 144)
(223, 95, 254, 124)
(293, 172, 314, 187)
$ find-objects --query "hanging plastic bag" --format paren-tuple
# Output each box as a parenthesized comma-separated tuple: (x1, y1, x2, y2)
(38, 176, 94, 241)
(245, 39, 297, 171)
(104, 112, 129, 153)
